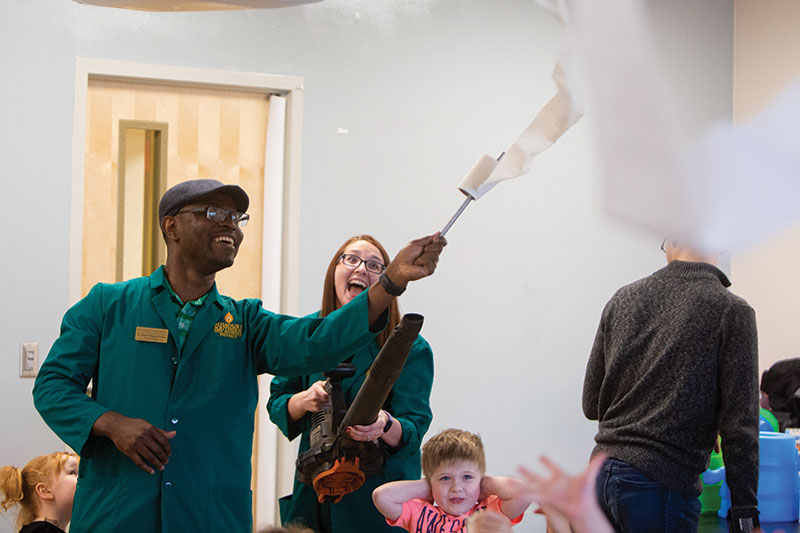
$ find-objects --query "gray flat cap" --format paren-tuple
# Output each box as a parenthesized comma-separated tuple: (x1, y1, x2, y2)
(158, 179, 250, 222)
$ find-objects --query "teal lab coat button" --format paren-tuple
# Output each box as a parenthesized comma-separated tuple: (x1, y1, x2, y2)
(165, 481, 173, 489)
(171, 418, 178, 425)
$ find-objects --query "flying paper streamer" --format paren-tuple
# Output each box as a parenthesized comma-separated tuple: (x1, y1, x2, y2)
(571, 0, 800, 252)
(483, 0, 584, 186)
(442, 0, 583, 235)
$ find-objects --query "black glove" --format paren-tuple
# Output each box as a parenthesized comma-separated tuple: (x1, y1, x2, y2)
(728, 507, 760, 533)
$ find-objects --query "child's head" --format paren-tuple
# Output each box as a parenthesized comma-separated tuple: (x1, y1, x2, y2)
(0, 452, 79, 530)
(422, 429, 486, 517)
(422, 429, 486, 479)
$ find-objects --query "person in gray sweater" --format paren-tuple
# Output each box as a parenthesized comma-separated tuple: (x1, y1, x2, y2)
(583, 239, 760, 533)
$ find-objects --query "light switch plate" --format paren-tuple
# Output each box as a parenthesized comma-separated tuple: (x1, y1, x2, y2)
(20, 342, 38, 378)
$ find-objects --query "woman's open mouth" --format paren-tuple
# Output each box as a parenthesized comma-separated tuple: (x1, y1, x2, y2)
(347, 279, 367, 296)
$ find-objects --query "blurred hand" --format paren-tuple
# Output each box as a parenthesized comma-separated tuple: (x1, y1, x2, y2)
(518, 454, 612, 533)
(466, 509, 512, 533)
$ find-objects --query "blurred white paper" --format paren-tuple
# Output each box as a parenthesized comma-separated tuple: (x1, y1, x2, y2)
(572, 0, 800, 252)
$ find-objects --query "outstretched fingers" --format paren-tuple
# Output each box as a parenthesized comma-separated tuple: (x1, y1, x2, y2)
(585, 453, 607, 484)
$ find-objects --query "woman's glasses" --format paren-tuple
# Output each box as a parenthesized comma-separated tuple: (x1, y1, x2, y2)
(338, 254, 386, 274)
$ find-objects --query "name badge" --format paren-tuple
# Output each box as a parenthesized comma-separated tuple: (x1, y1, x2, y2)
(135, 327, 169, 343)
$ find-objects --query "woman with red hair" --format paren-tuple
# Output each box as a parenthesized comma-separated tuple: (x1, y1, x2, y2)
(268, 234, 435, 532)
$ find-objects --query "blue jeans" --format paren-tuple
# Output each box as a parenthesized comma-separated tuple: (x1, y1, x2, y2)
(595, 457, 702, 533)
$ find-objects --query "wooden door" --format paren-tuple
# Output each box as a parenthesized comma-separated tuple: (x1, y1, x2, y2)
(83, 78, 270, 300)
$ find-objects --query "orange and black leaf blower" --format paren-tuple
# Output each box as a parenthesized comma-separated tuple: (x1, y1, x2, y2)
(295, 313, 424, 503)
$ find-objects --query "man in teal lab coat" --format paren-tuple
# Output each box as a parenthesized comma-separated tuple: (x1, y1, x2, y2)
(33, 179, 445, 533)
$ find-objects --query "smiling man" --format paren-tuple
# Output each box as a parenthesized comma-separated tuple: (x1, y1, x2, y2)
(33, 179, 446, 533)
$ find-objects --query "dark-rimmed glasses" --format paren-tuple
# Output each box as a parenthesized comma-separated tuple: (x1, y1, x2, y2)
(338, 254, 386, 274)
(174, 206, 250, 227)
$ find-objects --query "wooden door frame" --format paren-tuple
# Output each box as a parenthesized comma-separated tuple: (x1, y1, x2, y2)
(70, 57, 303, 311)
(69, 57, 304, 526)
(116, 119, 169, 281)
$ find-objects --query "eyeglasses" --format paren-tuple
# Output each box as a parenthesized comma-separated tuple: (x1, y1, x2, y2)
(660, 238, 667, 252)
(338, 254, 386, 274)
(174, 206, 250, 227)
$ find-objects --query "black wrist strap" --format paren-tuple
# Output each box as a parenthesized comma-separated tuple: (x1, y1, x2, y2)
(379, 272, 406, 296)
(728, 507, 760, 533)
(382, 412, 394, 433)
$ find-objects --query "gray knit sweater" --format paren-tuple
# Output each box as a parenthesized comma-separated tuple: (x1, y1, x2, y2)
(583, 260, 759, 507)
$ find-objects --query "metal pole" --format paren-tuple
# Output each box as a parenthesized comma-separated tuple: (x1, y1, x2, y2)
(440, 195, 473, 237)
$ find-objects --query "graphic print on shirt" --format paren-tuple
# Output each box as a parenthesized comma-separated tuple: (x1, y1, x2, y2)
(410, 501, 490, 532)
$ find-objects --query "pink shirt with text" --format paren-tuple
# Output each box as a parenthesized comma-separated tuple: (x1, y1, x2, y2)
(387, 494, 523, 532)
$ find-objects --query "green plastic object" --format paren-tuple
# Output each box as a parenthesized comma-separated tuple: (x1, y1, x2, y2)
(760, 408, 779, 432)
(700, 437, 724, 515)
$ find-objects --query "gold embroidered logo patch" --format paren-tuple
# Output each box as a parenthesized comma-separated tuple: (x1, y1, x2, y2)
(214, 317, 243, 339)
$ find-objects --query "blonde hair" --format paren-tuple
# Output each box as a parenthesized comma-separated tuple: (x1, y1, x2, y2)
(0, 452, 78, 530)
(421, 429, 486, 479)
(320, 235, 401, 348)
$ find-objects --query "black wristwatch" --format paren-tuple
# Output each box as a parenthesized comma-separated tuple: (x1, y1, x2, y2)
(382, 412, 394, 433)
(379, 272, 406, 296)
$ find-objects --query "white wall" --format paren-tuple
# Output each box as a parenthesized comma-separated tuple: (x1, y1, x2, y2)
(731, 0, 800, 373)
(0, 1, 732, 531)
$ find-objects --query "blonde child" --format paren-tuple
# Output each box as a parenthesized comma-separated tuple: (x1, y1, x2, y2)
(372, 429, 532, 531)
(0, 452, 79, 533)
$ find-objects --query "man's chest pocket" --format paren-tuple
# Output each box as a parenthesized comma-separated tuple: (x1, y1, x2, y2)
(192, 336, 255, 400)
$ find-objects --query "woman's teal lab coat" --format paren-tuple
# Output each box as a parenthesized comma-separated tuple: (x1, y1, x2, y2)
(268, 330, 434, 532)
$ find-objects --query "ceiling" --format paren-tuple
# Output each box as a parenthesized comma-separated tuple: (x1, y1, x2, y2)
(72, 0, 322, 11)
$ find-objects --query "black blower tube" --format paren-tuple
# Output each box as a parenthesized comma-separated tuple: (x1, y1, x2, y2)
(339, 313, 424, 430)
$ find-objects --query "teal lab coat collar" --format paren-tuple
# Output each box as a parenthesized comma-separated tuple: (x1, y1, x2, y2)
(149, 266, 226, 359)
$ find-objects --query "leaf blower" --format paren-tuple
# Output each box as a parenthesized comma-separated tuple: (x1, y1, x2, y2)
(295, 313, 424, 503)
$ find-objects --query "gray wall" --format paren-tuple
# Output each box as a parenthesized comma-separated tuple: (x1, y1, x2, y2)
(0, 1, 732, 531)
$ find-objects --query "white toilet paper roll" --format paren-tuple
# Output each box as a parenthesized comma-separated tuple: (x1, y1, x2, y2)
(458, 154, 501, 200)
